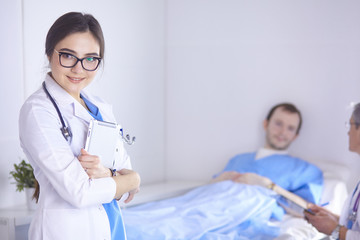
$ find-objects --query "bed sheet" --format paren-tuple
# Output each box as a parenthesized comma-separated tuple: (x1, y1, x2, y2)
(122, 181, 282, 240)
(122, 164, 349, 240)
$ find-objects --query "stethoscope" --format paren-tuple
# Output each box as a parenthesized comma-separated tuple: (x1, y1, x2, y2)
(42, 81, 135, 145)
(347, 182, 360, 229)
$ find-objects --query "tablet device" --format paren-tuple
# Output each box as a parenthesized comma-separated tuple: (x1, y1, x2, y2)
(277, 196, 315, 216)
(84, 119, 120, 168)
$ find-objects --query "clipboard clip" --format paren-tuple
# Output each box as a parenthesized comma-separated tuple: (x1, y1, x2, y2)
(120, 129, 136, 145)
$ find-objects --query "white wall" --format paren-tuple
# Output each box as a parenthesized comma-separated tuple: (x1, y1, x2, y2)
(165, 0, 360, 191)
(0, 0, 25, 207)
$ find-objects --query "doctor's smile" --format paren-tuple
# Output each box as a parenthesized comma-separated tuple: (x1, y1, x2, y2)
(67, 76, 86, 83)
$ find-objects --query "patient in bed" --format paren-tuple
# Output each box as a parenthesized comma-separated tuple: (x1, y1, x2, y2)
(122, 103, 324, 240)
(212, 103, 323, 217)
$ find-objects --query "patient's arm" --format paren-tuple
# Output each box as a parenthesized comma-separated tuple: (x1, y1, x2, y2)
(211, 172, 275, 189)
(211, 171, 311, 216)
(234, 173, 311, 217)
(233, 172, 272, 188)
(210, 171, 242, 183)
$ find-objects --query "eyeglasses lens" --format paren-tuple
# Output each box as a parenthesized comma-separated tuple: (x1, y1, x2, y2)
(59, 53, 100, 71)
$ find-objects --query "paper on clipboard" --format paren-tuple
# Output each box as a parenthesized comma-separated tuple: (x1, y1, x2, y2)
(84, 119, 120, 168)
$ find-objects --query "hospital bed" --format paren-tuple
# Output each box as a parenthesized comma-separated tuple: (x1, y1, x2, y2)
(121, 161, 349, 240)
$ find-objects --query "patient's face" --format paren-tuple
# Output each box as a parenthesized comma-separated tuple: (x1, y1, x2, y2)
(263, 107, 300, 150)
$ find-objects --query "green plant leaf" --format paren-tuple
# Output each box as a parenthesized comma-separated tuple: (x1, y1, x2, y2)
(9, 159, 35, 192)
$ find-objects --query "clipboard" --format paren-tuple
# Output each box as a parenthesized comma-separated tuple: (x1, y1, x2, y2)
(274, 185, 315, 216)
(84, 119, 120, 168)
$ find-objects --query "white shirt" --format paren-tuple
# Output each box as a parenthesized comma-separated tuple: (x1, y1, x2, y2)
(339, 181, 360, 240)
(255, 147, 288, 160)
(19, 75, 131, 240)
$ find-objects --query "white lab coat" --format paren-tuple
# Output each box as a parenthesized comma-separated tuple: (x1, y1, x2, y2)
(19, 74, 131, 240)
(339, 182, 360, 240)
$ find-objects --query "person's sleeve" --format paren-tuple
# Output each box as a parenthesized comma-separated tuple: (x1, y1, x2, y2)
(19, 101, 116, 208)
(341, 195, 360, 240)
(212, 154, 242, 179)
(290, 164, 324, 204)
(345, 229, 360, 240)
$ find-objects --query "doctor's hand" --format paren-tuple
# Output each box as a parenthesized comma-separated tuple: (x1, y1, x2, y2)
(113, 168, 141, 201)
(304, 203, 340, 235)
(123, 188, 140, 204)
(78, 149, 110, 179)
(117, 169, 140, 203)
(233, 173, 272, 188)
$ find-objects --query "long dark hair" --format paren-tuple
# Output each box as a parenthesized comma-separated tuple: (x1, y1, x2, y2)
(45, 12, 105, 59)
(34, 12, 105, 202)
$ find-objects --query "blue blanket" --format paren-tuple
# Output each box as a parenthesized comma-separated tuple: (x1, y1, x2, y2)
(122, 181, 281, 240)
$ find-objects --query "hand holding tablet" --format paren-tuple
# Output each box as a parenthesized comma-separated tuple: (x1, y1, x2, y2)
(84, 119, 120, 168)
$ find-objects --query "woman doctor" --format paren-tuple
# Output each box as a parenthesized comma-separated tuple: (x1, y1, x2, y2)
(19, 12, 140, 240)
(305, 103, 360, 240)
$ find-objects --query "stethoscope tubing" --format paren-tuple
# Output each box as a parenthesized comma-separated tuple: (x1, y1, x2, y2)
(42, 81, 135, 145)
(352, 183, 360, 213)
(42, 81, 72, 141)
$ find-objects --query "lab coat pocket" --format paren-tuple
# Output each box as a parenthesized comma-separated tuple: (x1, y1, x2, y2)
(43, 208, 92, 240)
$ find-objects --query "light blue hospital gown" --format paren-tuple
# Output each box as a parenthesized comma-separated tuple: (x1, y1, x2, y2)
(221, 152, 323, 204)
(220, 152, 323, 219)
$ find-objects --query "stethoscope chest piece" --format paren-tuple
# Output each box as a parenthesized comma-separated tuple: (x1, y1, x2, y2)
(120, 128, 136, 145)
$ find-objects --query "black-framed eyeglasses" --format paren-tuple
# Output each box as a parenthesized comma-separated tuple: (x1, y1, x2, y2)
(54, 49, 101, 71)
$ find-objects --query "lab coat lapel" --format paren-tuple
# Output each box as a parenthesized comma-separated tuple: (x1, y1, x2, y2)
(73, 102, 93, 123)
(80, 91, 115, 123)
(44, 74, 93, 124)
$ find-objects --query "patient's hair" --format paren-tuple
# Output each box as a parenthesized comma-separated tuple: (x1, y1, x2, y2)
(266, 103, 302, 134)
(353, 103, 360, 128)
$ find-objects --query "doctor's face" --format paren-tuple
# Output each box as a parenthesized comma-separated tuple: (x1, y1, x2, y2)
(263, 107, 300, 150)
(49, 31, 100, 100)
